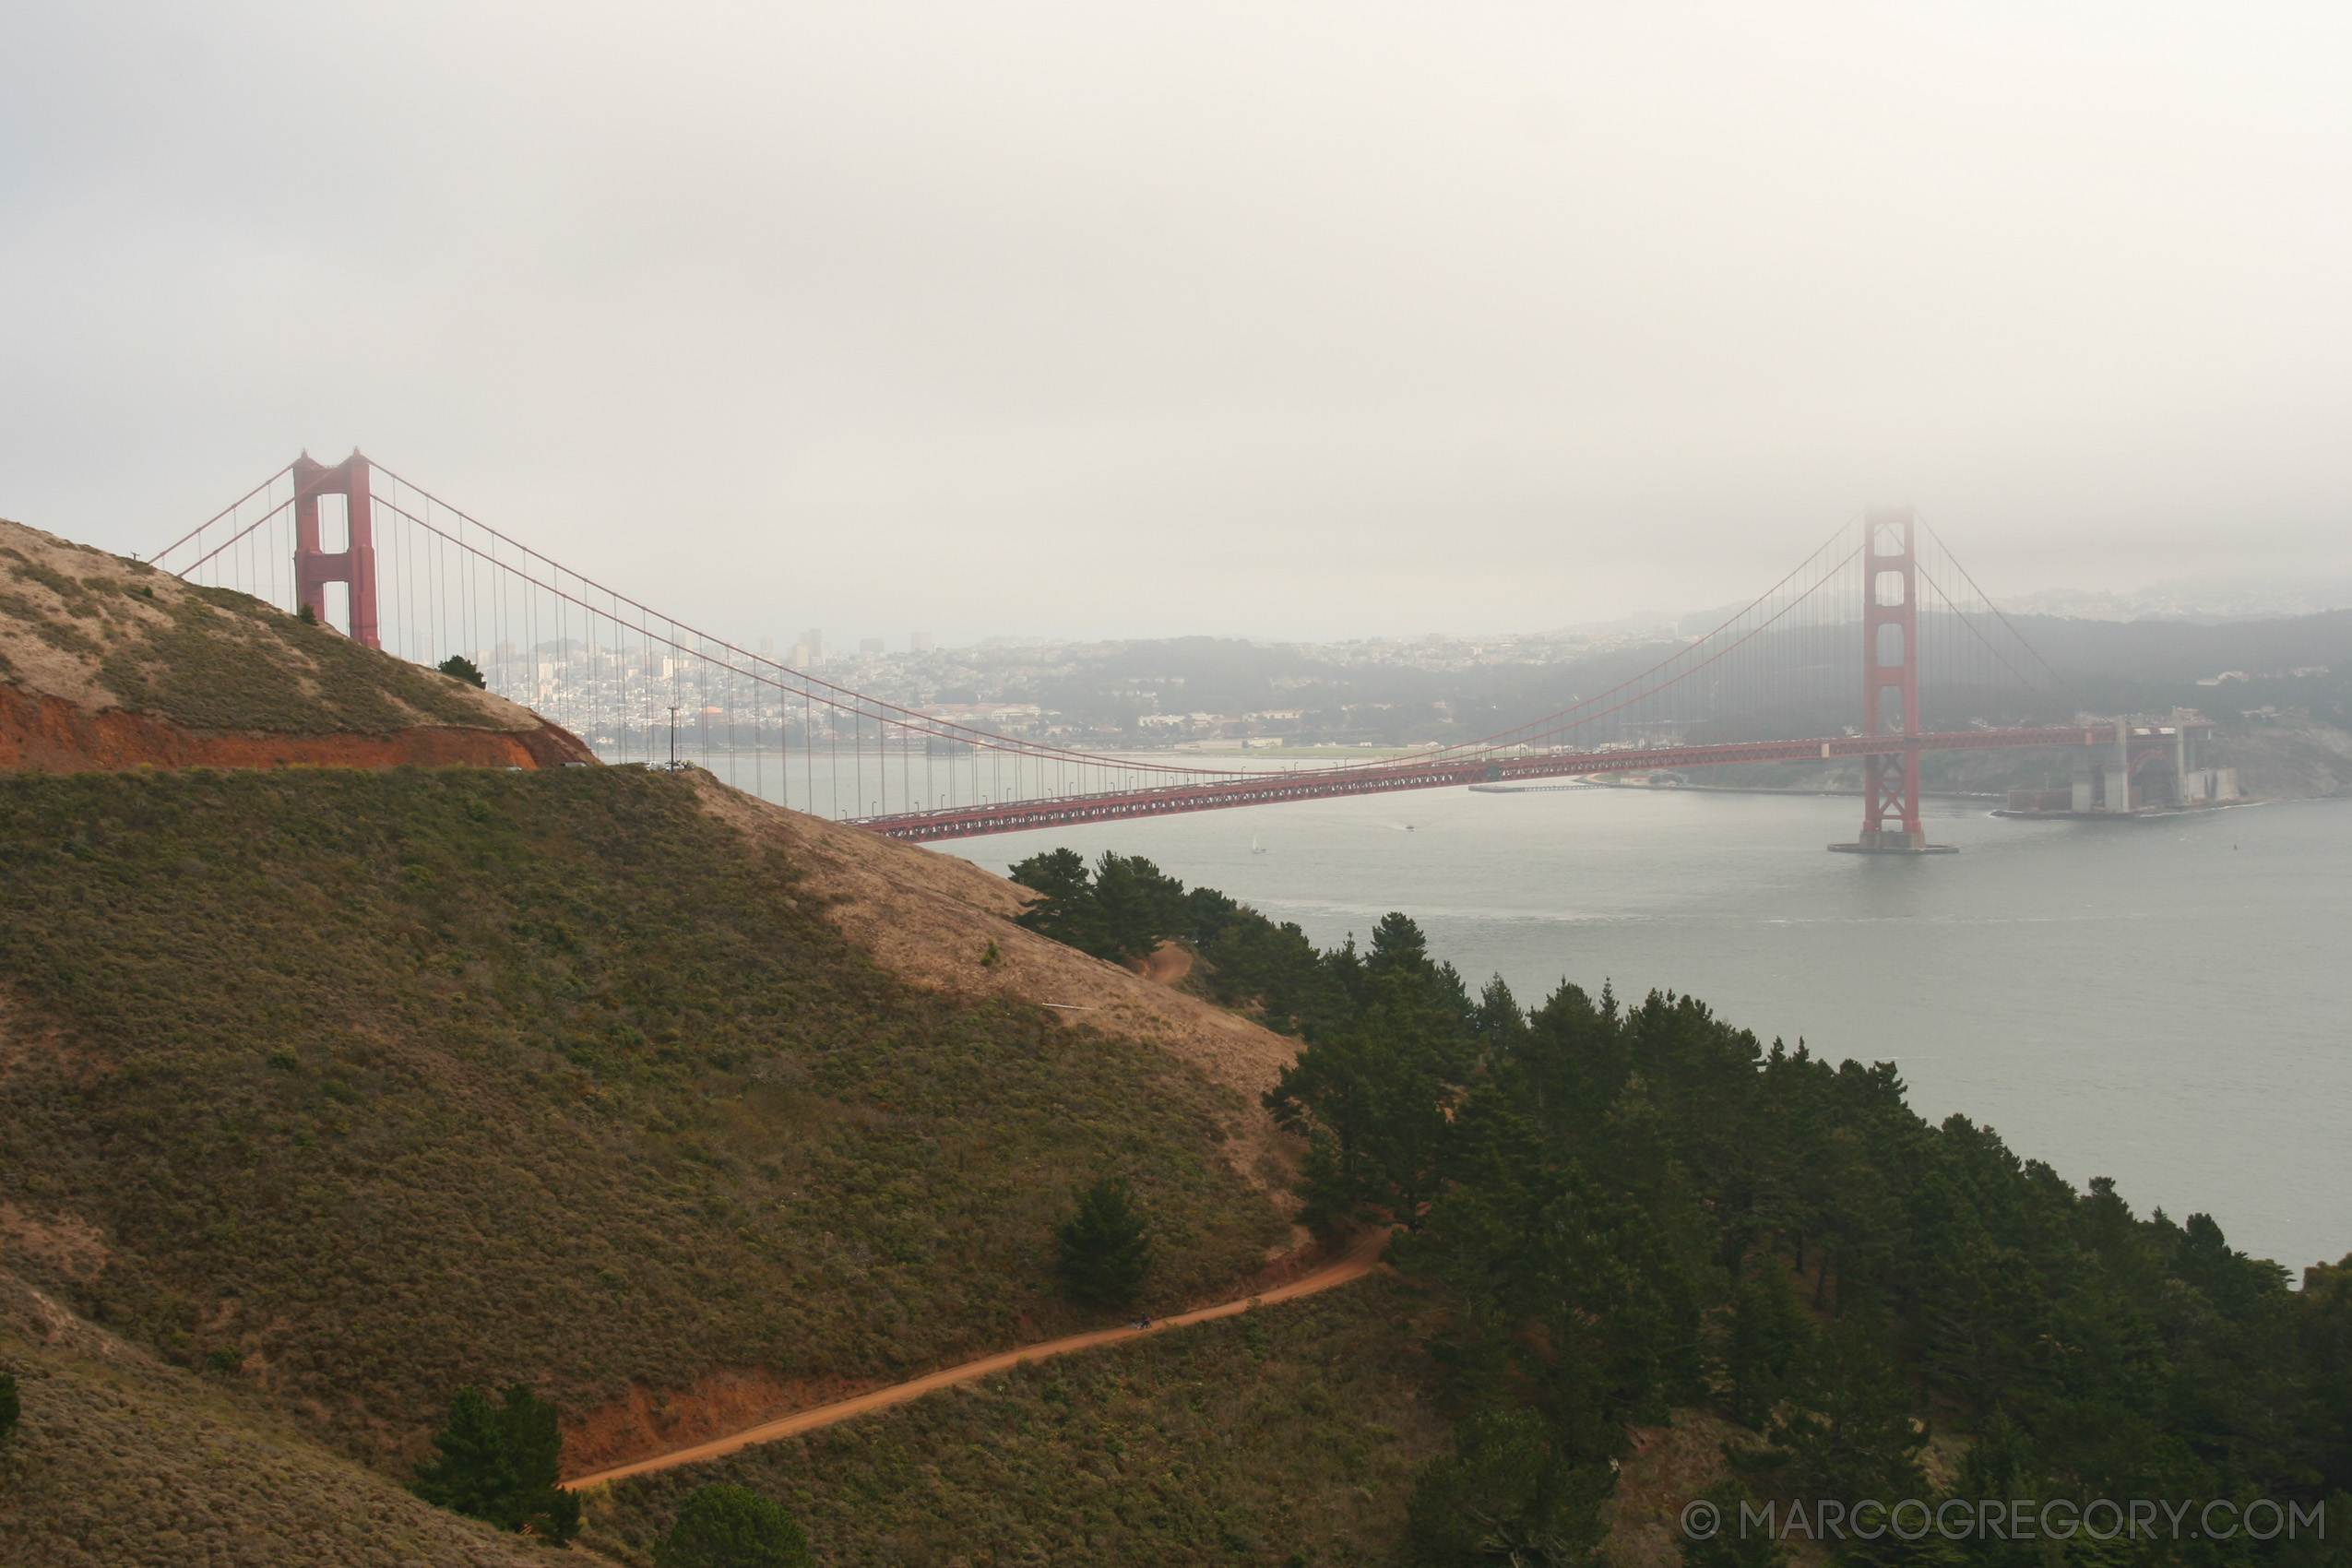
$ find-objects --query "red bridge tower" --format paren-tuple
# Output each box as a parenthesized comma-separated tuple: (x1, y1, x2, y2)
(291, 451, 380, 649)
(1835, 506, 1954, 853)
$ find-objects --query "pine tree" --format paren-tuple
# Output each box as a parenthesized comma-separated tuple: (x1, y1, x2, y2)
(1763, 1321, 1925, 1503)
(1723, 1260, 1814, 1430)
(411, 1384, 581, 1543)
(1008, 848, 1105, 956)
(1055, 1174, 1153, 1308)
(1469, 973, 1528, 1061)
(412, 1386, 513, 1522)
(494, 1382, 580, 1543)
(1087, 852, 1187, 962)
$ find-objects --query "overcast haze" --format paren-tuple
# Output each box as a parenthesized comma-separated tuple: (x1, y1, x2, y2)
(3, 2, 2347, 647)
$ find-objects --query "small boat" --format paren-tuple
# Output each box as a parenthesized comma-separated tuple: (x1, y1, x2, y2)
(1250, 835, 1267, 854)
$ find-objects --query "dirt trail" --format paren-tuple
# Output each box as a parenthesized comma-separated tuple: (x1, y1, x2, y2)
(563, 1229, 1391, 1491)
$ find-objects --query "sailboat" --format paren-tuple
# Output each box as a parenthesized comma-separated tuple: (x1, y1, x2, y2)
(1250, 835, 1266, 854)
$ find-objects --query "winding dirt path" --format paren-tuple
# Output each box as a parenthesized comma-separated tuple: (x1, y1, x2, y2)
(564, 1229, 1391, 1491)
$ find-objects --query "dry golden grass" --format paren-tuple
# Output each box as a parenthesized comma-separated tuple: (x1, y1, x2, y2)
(692, 778, 1307, 1208)
(0, 517, 537, 736)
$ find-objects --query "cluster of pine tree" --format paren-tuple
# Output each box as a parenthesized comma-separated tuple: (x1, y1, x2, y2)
(1008, 849, 1431, 1039)
(1009, 852, 2352, 1567)
(1276, 932, 2352, 1566)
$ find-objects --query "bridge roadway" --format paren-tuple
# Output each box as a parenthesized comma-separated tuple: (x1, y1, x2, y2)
(851, 724, 2120, 841)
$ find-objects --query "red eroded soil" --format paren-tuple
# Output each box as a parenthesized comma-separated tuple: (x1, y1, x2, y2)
(564, 1229, 1392, 1488)
(1131, 940, 1196, 986)
(0, 683, 594, 772)
(561, 1368, 884, 1478)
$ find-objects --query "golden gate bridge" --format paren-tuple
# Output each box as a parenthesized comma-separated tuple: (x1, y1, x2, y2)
(148, 452, 2214, 852)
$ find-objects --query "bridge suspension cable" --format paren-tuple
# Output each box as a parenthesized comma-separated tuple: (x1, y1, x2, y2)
(153, 458, 2108, 839)
(151, 455, 1256, 818)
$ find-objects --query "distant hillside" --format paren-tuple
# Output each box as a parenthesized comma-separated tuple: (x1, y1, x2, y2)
(0, 517, 589, 769)
(826, 611, 2352, 797)
(961, 614, 2352, 797)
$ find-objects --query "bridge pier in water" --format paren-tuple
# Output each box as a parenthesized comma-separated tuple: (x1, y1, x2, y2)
(1833, 507, 1956, 854)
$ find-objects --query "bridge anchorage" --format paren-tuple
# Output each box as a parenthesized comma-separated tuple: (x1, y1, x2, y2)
(154, 457, 2204, 857)
(1995, 715, 2234, 818)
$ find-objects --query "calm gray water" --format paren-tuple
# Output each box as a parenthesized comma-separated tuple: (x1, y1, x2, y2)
(921, 784, 2352, 1275)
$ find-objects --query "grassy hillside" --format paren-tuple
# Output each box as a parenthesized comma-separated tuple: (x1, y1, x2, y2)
(0, 766, 1285, 1471)
(0, 1265, 549, 1568)
(582, 1276, 1445, 1568)
(0, 517, 521, 736)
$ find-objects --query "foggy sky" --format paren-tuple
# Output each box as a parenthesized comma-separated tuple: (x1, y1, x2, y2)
(2, 2, 2346, 649)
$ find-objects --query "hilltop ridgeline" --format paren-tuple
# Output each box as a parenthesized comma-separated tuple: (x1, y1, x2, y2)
(0, 517, 591, 770)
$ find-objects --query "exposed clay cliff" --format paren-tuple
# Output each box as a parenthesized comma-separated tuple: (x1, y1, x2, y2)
(0, 516, 592, 771)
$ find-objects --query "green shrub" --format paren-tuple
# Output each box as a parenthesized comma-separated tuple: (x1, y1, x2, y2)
(77, 576, 499, 733)
(0, 1370, 18, 1443)
(1056, 1173, 1152, 1309)
(655, 1484, 813, 1568)
(411, 1384, 580, 1543)
(436, 654, 487, 689)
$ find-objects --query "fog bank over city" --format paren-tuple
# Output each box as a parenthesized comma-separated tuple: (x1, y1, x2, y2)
(2, 2, 2346, 647)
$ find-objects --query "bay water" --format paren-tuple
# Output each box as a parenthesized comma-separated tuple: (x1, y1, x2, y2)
(697, 750, 2351, 1274)
(953, 786, 2351, 1274)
